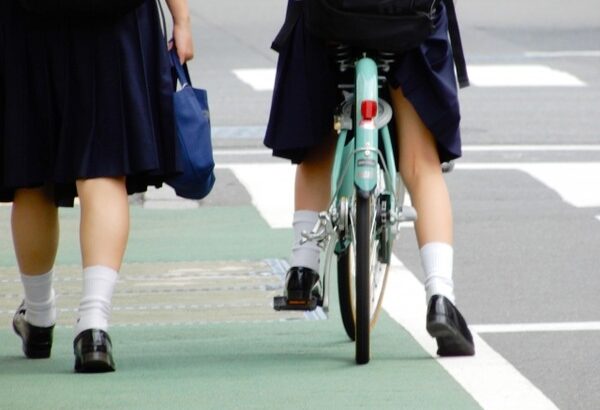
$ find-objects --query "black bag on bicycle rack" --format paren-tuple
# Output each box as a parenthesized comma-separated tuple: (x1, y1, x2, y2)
(304, 0, 440, 54)
(275, 0, 470, 87)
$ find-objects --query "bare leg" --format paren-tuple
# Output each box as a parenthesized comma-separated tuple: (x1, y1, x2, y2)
(72, 177, 128, 372)
(390, 87, 453, 247)
(389, 86, 474, 356)
(294, 134, 336, 212)
(12, 187, 59, 275)
(390, 85, 457, 304)
(11, 187, 58, 340)
(282, 135, 337, 304)
(76, 177, 129, 271)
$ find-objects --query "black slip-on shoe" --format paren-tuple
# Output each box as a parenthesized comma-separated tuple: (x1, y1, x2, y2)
(13, 301, 54, 359)
(284, 266, 322, 301)
(426, 295, 475, 357)
(273, 266, 322, 311)
(73, 329, 116, 373)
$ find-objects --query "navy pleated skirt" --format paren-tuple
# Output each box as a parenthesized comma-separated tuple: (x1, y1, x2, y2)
(264, 1, 462, 164)
(0, 0, 179, 206)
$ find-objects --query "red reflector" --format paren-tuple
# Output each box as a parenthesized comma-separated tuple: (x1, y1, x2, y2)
(361, 100, 378, 121)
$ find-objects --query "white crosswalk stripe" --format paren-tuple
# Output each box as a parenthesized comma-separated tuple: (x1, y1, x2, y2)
(222, 160, 600, 228)
(232, 64, 587, 91)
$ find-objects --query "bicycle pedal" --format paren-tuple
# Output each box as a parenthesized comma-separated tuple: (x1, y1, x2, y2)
(398, 205, 417, 222)
(441, 161, 455, 173)
(273, 296, 319, 311)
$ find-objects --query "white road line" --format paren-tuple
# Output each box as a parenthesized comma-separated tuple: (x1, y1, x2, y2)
(221, 161, 600, 230)
(524, 50, 600, 58)
(462, 145, 600, 152)
(383, 256, 559, 410)
(213, 125, 266, 139)
(467, 64, 586, 87)
(214, 144, 600, 156)
(232, 68, 276, 91)
(456, 162, 600, 208)
(50, 319, 290, 329)
(0, 303, 270, 315)
(227, 163, 296, 229)
(472, 322, 600, 334)
(214, 148, 273, 156)
(232, 65, 587, 90)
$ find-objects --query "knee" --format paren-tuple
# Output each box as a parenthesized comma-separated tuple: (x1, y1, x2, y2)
(399, 155, 442, 194)
(13, 186, 55, 206)
(298, 133, 336, 173)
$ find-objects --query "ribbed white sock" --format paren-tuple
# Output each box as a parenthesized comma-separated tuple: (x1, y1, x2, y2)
(74, 265, 118, 336)
(420, 242, 455, 304)
(289, 210, 321, 272)
(20, 270, 56, 328)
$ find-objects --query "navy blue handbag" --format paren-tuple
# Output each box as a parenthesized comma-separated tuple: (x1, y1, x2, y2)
(166, 50, 216, 200)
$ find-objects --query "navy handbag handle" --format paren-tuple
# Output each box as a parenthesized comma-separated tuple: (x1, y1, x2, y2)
(169, 48, 192, 88)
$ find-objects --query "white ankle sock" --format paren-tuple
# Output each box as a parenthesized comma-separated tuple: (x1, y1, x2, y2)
(20, 270, 56, 328)
(420, 242, 455, 304)
(289, 210, 321, 272)
(74, 266, 118, 336)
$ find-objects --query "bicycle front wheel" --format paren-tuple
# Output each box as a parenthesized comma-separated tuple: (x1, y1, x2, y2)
(355, 194, 372, 364)
(338, 241, 356, 342)
(337, 189, 392, 364)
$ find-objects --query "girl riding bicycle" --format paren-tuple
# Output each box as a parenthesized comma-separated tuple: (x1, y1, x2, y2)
(265, 0, 474, 357)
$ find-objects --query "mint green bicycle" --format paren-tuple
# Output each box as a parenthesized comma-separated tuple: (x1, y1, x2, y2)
(275, 47, 417, 365)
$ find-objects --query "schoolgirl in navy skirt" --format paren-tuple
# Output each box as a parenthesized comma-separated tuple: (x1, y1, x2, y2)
(265, 1, 462, 164)
(0, 0, 178, 205)
(0, 0, 195, 372)
(266, 0, 475, 357)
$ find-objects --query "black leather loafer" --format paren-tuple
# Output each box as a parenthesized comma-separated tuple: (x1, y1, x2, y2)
(13, 301, 54, 359)
(73, 329, 116, 373)
(426, 295, 475, 357)
(284, 266, 322, 303)
(273, 266, 323, 311)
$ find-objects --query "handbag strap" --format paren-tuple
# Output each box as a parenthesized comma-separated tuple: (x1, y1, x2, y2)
(155, 0, 192, 87)
(169, 49, 193, 87)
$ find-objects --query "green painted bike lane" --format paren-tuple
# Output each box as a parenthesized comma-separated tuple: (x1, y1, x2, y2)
(0, 205, 481, 409)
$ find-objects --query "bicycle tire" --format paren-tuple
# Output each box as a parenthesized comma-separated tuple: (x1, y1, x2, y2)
(355, 194, 371, 364)
(337, 242, 355, 341)
(337, 188, 394, 361)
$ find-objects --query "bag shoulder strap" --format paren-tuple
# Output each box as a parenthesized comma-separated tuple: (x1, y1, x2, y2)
(156, 0, 194, 88)
(170, 49, 193, 87)
(443, 0, 469, 88)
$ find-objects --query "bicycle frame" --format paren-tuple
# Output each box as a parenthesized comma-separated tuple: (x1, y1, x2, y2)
(310, 55, 406, 313)
(274, 51, 418, 363)
(330, 56, 398, 241)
